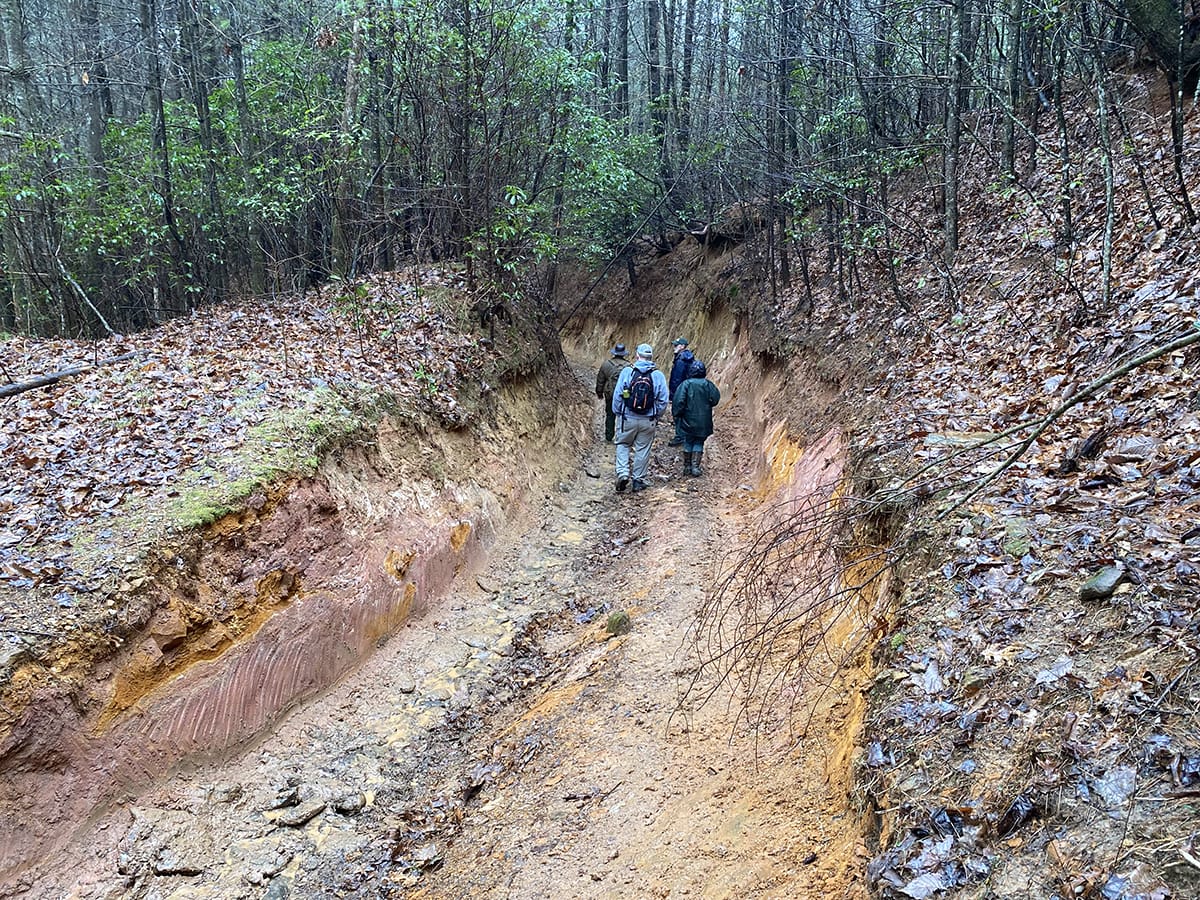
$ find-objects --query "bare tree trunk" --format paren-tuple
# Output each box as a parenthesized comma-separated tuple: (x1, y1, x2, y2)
(717, 0, 730, 100)
(599, 0, 612, 103)
(944, 0, 965, 267)
(228, 1, 267, 296)
(647, 0, 669, 182)
(1110, 95, 1161, 230)
(1169, 64, 1197, 223)
(0, 0, 36, 328)
(1002, 0, 1023, 177)
(772, 0, 795, 288)
(678, 0, 697, 151)
(616, 0, 629, 127)
(140, 0, 188, 318)
(1083, 25, 1116, 311)
(1052, 33, 1073, 244)
(181, 0, 224, 301)
(332, 11, 364, 278)
(80, 0, 108, 175)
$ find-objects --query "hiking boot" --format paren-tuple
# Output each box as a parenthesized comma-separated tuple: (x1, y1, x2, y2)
(681, 449, 690, 471)
(631, 479, 649, 492)
(690, 451, 703, 477)
(616, 475, 630, 493)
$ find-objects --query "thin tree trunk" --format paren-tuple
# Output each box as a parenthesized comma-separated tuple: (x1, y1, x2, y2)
(679, 0, 697, 151)
(1110, 95, 1161, 230)
(1002, 0, 1023, 177)
(1088, 44, 1115, 310)
(332, 11, 364, 278)
(616, 0, 629, 127)
(944, 0, 965, 267)
(717, 0, 729, 100)
(1, 0, 41, 328)
(1052, 35, 1073, 244)
(647, 0, 669, 181)
(228, 2, 267, 295)
(140, 0, 187, 316)
(181, 0, 224, 301)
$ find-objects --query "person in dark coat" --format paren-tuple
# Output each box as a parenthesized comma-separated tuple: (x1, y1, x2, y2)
(595, 343, 631, 442)
(666, 337, 695, 447)
(671, 359, 720, 476)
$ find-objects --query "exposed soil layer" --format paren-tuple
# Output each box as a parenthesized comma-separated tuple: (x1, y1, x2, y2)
(4, 301, 882, 899)
(0, 369, 590, 883)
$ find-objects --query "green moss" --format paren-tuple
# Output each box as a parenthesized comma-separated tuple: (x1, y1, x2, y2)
(66, 385, 388, 583)
(606, 610, 632, 635)
(1002, 517, 1032, 557)
(160, 387, 372, 531)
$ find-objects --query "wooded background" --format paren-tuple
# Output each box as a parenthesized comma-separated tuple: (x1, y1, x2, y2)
(1, 0, 1197, 336)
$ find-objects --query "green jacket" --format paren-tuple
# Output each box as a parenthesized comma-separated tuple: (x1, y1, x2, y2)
(672, 377, 720, 439)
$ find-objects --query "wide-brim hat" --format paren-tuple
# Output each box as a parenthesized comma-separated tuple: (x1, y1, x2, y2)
(611, 343, 627, 357)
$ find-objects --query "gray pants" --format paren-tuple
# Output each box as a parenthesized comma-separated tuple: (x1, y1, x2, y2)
(614, 415, 657, 480)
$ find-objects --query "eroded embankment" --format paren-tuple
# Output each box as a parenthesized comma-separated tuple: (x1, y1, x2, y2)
(5, 246, 898, 896)
(554, 291, 893, 896)
(0, 368, 589, 880)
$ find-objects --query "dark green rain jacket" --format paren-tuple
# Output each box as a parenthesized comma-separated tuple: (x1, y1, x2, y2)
(672, 377, 720, 439)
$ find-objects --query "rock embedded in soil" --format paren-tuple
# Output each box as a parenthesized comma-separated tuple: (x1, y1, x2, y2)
(153, 848, 205, 877)
(149, 607, 189, 652)
(1079, 565, 1127, 601)
(267, 786, 300, 809)
(333, 792, 366, 816)
(273, 799, 326, 827)
(212, 783, 243, 803)
(247, 850, 295, 884)
(0, 641, 28, 673)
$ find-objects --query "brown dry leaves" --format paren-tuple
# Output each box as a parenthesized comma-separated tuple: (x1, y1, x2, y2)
(786, 76, 1200, 900)
(0, 268, 488, 599)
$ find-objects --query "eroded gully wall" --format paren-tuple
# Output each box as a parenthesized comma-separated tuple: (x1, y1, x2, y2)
(564, 292, 884, 842)
(0, 370, 589, 879)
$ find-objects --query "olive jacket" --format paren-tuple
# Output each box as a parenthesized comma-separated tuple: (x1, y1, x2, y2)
(596, 357, 630, 400)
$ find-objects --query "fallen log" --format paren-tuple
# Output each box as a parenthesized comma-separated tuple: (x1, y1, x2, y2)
(0, 351, 140, 400)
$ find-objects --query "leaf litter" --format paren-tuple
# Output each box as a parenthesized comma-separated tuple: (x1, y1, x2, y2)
(822, 74, 1200, 898)
(0, 268, 497, 662)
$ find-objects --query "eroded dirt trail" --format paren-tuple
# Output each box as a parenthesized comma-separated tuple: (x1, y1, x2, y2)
(408, 379, 866, 900)
(34, 359, 865, 900)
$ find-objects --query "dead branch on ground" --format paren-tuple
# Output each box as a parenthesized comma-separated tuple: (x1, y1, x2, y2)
(680, 324, 1200, 738)
(0, 351, 140, 401)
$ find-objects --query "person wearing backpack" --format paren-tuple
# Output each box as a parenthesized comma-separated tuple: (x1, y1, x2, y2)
(672, 359, 720, 476)
(666, 337, 695, 447)
(611, 343, 670, 493)
(595, 343, 631, 443)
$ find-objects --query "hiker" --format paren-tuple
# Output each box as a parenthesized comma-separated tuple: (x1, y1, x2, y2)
(672, 359, 720, 476)
(611, 343, 669, 493)
(595, 343, 631, 443)
(666, 337, 695, 447)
